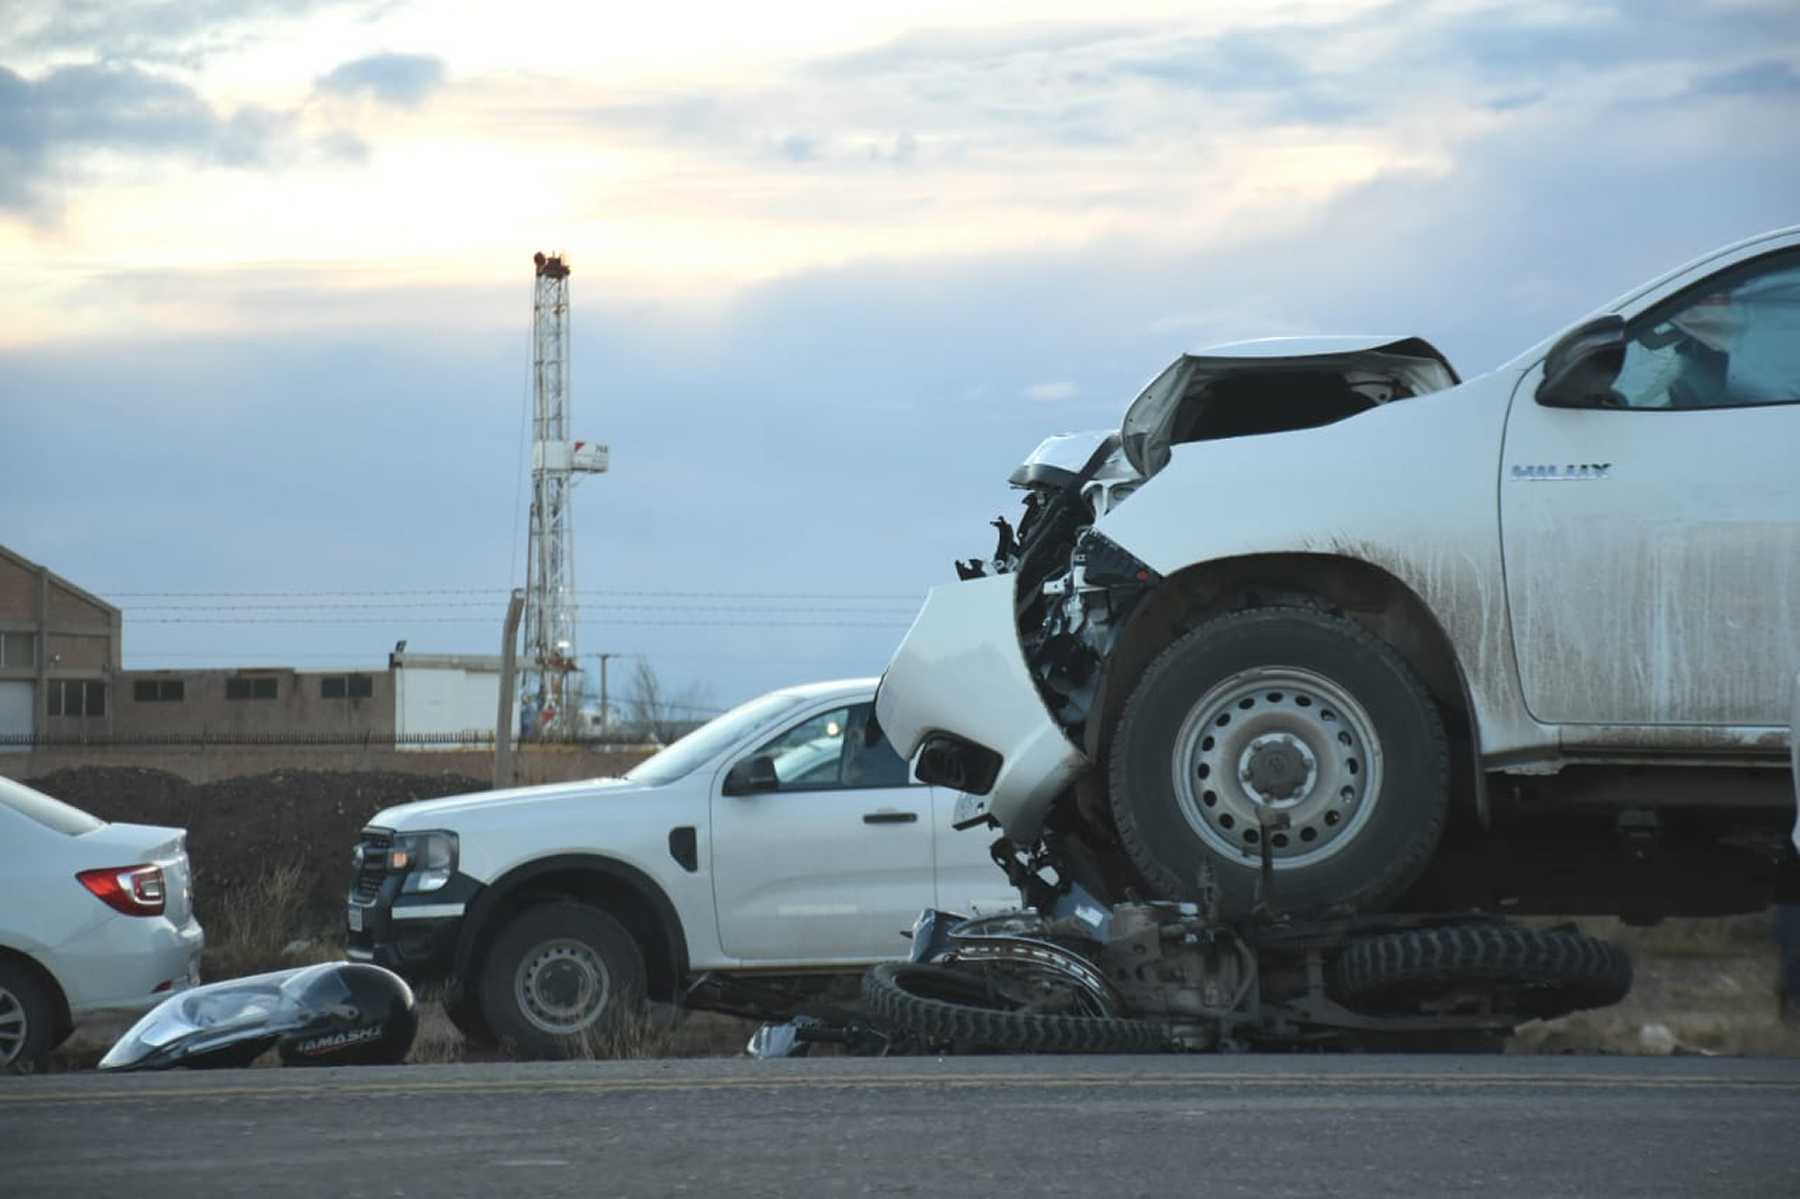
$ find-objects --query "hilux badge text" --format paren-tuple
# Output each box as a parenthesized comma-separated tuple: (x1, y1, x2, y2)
(1510, 463, 1612, 481)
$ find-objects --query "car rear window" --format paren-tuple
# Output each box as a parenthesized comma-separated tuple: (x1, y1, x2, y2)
(0, 776, 106, 836)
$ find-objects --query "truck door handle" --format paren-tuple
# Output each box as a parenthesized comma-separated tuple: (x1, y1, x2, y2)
(863, 810, 918, 825)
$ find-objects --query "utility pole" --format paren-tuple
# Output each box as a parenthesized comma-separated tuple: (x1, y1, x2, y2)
(520, 252, 607, 740)
(495, 589, 525, 789)
(592, 651, 621, 738)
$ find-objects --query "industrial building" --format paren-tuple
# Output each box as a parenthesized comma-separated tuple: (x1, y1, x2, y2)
(0, 544, 501, 747)
(115, 653, 500, 743)
(0, 544, 122, 744)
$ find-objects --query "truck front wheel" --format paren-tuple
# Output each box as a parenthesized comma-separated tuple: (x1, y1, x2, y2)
(478, 902, 647, 1059)
(1108, 605, 1449, 918)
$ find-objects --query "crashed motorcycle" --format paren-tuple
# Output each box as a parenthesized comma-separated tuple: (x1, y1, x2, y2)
(754, 834, 1631, 1056)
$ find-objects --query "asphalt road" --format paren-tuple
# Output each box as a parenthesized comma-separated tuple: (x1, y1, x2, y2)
(6, 1054, 1797, 1197)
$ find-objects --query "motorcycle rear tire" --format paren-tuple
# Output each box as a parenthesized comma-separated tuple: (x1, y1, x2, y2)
(1330, 925, 1632, 1022)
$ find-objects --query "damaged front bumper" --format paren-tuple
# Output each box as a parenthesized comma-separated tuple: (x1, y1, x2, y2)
(875, 574, 1089, 842)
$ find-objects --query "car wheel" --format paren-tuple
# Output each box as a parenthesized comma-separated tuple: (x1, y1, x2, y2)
(1108, 604, 1449, 918)
(478, 902, 646, 1060)
(0, 959, 54, 1074)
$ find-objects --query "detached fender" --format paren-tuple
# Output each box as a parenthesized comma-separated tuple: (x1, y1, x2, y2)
(876, 574, 1088, 842)
(452, 854, 690, 994)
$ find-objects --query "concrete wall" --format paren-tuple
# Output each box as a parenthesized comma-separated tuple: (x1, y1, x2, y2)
(395, 665, 500, 740)
(0, 743, 654, 787)
(113, 668, 399, 739)
(0, 558, 35, 616)
(45, 577, 113, 633)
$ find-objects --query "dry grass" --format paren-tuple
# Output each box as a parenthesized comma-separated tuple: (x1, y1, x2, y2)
(403, 996, 758, 1065)
(1588, 911, 1779, 959)
(1512, 913, 1800, 1056)
(403, 989, 485, 1065)
(201, 862, 335, 981)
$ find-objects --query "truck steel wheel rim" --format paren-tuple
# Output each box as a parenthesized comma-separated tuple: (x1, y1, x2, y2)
(0, 986, 24, 1065)
(514, 938, 611, 1035)
(1171, 666, 1384, 868)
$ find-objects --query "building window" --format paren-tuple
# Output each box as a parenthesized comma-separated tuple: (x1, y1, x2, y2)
(321, 674, 373, 700)
(0, 632, 34, 669)
(133, 679, 186, 703)
(47, 680, 107, 717)
(226, 677, 278, 701)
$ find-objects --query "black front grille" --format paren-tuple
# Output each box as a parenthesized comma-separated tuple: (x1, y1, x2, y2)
(352, 830, 392, 903)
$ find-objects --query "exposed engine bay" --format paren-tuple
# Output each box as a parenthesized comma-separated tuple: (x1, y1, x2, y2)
(957, 340, 1459, 744)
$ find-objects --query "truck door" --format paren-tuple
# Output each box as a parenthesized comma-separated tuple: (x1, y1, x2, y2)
(1499, 247, 1800, 726)
(710, 701, 935, 962)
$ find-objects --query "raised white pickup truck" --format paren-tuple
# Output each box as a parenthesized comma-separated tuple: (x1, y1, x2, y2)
(877, 225, 1800, 924)
(346, 679, 1006, 1056)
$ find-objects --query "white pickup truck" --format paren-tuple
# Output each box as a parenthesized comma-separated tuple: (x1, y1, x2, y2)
(345, 679, 1005, 1056)
(877, 225, 1800, 924)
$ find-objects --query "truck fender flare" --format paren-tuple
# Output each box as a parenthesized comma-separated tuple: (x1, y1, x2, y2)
(1082, 552, 1491, 829)
(452, 853, 690, 992)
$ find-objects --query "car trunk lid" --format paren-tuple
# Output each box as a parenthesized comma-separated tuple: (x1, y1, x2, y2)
(77, 821, 194, 924)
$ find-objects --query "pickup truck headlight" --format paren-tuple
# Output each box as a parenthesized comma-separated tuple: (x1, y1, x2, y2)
(388, 831, 458, 894)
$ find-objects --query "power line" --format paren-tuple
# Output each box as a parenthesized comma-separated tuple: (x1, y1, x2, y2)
(126, 652, 402, 660)
(103, 589, 510, 598)
(129, 648, 880, 663)
(579, 590, 920, 602)
(100, 587, 923, 601)
(125, 602, 918, 616)
(128, 617, 912, 628)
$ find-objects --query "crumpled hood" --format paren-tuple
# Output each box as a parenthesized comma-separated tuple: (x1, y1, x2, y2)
(1119, 335, 1460, 477)
(1008, 430, 1140, 491)
(1185, 334, 1454, 367)
(371, 776, 645, 830)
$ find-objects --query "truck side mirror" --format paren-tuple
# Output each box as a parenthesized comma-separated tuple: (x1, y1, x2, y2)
(1536, 315, 1628, 409)
(723, 754, 780, 796)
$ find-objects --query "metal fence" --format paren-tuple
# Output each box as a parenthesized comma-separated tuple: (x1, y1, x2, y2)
(0, 730, 669, 750)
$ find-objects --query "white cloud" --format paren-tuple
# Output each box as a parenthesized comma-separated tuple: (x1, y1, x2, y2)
(2, 0, 1797, 349)
(1023, 380, 1078, 402)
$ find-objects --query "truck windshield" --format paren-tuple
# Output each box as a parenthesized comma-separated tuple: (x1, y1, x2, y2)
(623, 692, 808, 787)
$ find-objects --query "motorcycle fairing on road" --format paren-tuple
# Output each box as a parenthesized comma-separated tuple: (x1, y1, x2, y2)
(99, 961, 417, 1071)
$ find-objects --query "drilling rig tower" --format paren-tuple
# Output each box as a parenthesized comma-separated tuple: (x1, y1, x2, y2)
(520, 251, 607, 738)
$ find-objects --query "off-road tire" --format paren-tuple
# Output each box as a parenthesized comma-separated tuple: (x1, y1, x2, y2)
(1331, 925, 1633, 1021)
(1109, 605, 1449, 917)
(0, 959, 54, 1074)
(478, 902, 647, 1060)
(862, 962, 1168, 1054)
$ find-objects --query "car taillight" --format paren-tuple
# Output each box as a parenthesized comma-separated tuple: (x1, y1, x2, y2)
(77, 865, 167, 916)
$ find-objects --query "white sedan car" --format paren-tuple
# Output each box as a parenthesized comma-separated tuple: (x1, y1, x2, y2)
(0, 777, 204, 1071)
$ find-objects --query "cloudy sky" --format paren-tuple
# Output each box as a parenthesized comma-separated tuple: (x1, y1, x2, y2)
(3, 0, 1797, 713)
